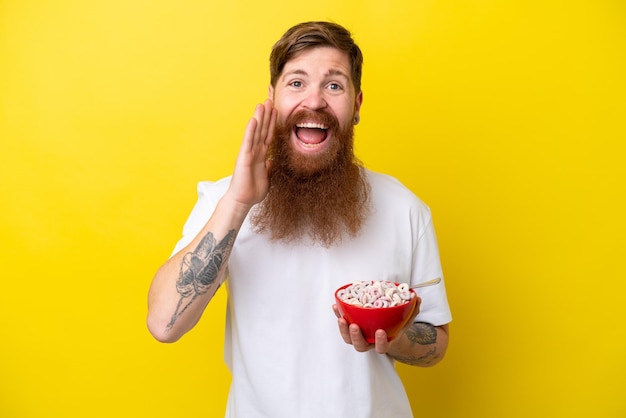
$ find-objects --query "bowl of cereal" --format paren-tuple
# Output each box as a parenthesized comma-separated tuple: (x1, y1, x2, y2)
(334, 280, 418, 343)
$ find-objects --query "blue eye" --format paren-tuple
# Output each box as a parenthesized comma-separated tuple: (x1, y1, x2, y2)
(328, 83, 343, 91)
(290, 81, 303, 88)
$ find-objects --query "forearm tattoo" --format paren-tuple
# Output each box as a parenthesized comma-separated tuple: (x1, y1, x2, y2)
(166, 229, 236, 330)
(406, 322, 437, 345)
(392, 322, 442, 366)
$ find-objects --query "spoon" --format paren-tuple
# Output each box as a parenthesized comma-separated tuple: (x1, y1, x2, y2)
(410, 277, 442, 289)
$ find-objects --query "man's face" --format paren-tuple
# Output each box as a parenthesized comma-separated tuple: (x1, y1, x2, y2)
(252, 46, 370, 246)
(269, 46, 363, 174)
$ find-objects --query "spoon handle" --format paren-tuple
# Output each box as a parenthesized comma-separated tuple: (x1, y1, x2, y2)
(410, 277, 442, 289)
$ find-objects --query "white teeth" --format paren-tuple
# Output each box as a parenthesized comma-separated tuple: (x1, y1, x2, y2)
(296, 122, 328, 129)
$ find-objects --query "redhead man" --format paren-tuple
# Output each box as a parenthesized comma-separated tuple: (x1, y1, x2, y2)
(148, 21, 451, 417)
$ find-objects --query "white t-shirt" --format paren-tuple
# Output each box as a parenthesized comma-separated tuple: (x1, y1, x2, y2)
(172, 169, 452, 418)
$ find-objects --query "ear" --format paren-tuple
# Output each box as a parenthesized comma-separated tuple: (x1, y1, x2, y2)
(354, 90, 363, 117)
(268, 85, 274, 100)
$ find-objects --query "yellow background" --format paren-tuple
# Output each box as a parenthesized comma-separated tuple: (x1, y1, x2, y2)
(1, 0, 625, 417)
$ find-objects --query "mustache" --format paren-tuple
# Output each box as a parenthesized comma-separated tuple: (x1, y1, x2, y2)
(269, 109, 342, 167)
(279, 109, 340, 132)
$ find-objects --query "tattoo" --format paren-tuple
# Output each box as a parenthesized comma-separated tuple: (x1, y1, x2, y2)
(393, 347, 439, 366)
(393, 322, 441, 366)
(406, 322, 437, 345)
(166, 229, 236, 330)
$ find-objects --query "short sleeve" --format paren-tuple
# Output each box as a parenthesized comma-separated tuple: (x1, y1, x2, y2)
(170, 177, 231, 256)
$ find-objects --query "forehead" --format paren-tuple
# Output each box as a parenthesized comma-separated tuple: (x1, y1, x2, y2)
(281, 46, 352, 80)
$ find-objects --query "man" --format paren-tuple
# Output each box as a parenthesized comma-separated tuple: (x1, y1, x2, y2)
(148, 21, 451, 417)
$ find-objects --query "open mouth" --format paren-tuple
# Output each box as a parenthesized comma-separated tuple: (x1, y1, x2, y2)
(294, 122, 329, 148)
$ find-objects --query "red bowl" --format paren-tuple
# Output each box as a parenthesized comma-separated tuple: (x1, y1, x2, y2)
(334, 282, 418, 343)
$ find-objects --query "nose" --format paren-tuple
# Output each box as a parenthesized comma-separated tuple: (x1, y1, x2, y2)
(302, 87, 327, 110)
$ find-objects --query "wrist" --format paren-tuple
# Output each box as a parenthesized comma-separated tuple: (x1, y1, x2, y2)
(219, 192, 255, 219)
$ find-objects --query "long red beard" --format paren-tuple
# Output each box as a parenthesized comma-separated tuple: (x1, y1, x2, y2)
(250, 109, 371, 247)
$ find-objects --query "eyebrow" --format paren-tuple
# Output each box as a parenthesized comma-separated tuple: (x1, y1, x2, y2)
(282, 68, 350, 81)
(326, 69, 350, 80)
